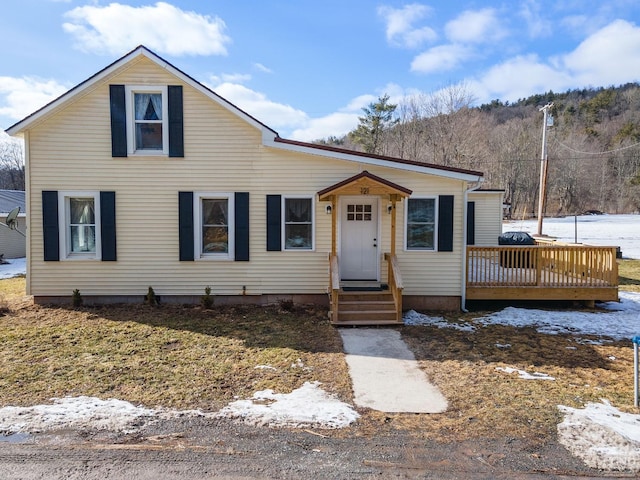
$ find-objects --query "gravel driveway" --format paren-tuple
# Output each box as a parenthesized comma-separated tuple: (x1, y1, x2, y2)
(0, 416, 628, 480)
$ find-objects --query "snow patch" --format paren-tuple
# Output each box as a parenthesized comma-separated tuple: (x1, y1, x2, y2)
(558, 401, 640, 472)
(0, 257, 25, 279)
(473, 291, 640, 341)
(496, 366, 555, 380)
(0, 396, 207, 435)
(216, 381, 359, 429)
(404, 310, 475, 331)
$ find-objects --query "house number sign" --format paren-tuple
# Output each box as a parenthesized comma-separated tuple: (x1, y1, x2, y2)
(360, 187, 369, 194)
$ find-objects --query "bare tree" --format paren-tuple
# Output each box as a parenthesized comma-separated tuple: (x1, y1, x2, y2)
(0, 136, 25, 190)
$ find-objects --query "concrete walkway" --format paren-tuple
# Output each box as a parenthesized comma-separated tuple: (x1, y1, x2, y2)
(339, 328, 448, 414)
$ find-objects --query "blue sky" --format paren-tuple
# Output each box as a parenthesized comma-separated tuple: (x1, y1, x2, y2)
(2, 0, 640, 141)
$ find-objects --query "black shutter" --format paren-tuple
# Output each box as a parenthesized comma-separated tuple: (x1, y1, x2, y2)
(234, 192, 250, 261)
(266, 195, 281, 251)
(437, 195, 454, 252)
(109, 85, 127, 157)
(42, 190, 59, 261)
(466, 201, 476, 246)
(168, 85, 184, 157)
(100, 191, 117, 261)
(178, 191, 194, 261)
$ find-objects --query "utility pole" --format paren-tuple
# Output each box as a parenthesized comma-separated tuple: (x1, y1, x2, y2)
(536, 103, 553, 236)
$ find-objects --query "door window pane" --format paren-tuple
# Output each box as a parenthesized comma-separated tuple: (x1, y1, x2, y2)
(347, 204, 372, 221)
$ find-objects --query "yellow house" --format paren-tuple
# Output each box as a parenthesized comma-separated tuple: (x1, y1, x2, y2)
(6, 46, 500, 324)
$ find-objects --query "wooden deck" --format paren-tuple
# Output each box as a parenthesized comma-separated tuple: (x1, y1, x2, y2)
(466, 245, 619, 302)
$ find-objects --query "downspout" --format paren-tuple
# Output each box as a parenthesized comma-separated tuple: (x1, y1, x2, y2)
(461, 177, 484, 312)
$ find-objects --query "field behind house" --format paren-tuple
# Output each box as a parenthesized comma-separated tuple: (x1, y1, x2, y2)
(1, 260, 639, 443)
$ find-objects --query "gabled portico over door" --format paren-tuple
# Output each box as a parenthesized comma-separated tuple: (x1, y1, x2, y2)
(319, 171, 412, 325)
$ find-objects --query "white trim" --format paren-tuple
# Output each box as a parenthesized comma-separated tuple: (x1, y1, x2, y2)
(282, 195, 315, 251)
(404, 196, 437, 252)
(58, 191, 101, 261)
(193, 192, 234, 261)
(338, 195, 380, 281)
(125, 85, 168, 156)
(263, 139, 483, 182)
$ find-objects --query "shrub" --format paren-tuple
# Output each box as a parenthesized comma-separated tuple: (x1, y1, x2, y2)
(201, 286, 214, 309)
(145, 286, 159, 306)
(72, 289, 83, 308)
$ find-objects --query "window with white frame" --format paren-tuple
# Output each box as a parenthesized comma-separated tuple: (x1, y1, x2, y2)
(59, 192, 101, 259)
(195, 193, 234, 259)
(125, 85, 168, 155)
(283, 196, 313, 250)
(406, 197, 436, 250)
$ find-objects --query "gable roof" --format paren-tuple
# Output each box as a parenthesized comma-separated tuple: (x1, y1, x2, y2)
(5, 45, 484, 183)
(0, 190, 25, 214)
(5, 45, 276, 138)
(318, 170, 412, 200)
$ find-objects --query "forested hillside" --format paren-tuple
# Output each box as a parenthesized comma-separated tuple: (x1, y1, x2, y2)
(322, 83, 640, 219)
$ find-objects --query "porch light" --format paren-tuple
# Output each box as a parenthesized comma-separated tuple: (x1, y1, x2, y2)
(387, 204, 393, 214)
(326, 204, 332, 214)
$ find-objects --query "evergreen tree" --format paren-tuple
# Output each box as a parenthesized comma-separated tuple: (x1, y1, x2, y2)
(349, 94, 398, 154)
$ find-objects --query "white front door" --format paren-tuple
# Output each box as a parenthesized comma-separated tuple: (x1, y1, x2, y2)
(340, 196, 379, 280)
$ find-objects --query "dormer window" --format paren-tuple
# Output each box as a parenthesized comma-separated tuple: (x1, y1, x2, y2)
(125, 85, 168, 155)
(110, 84, 183, 158)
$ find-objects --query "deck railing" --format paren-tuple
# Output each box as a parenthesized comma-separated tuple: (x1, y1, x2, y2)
(384, 253, 403, 322)
(467, 245, 618, 288)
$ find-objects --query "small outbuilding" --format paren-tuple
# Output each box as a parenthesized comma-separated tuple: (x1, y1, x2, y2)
(0, 190, 26, 259)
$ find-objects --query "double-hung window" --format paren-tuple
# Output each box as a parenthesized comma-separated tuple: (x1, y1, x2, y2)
(195, 193, 234, 260)
(406, 197, 436, 250)
(59, 192, 101, 260)
(125, 85, 168, 155)
(283, 196, 313, 250)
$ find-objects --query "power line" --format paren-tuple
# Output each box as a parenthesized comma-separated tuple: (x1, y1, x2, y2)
(555, 138, 640, 156)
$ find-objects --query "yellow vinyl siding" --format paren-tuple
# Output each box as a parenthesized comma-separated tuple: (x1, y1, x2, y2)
(26, 57, 468, 298)
(468, 191, 503, 246)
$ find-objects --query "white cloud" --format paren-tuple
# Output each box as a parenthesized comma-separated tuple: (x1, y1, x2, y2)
(519, 0, 552, 38)
(469, 54, 571, 103)
(0, 76, 69, 123)
(209, 73, 252, 84)
(253, 63, 273, 74)
(559, 19, 640, 86)
(285, 112, 361, 142)
(467, 20, 640, 105)
(410, 44, 472, 73)
(62, 2, 231, 56)
(211, 82, 308, 131)
(445, 8, 507, 44)
(378, 4, 437, 48)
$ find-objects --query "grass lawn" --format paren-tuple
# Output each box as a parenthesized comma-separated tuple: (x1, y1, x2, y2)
(1, 260, 638, 442)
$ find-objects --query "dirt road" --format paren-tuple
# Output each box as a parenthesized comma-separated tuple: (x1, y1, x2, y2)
(0, 417, 630, 479)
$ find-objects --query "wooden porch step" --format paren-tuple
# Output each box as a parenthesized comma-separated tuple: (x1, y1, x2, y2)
(339, 300, 396, 311)
(332, 290, 401, 325)
(338, 309, 398, 322)
(333, 319, 404, 326)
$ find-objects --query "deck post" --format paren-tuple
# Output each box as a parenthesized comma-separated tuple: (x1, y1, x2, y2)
(331, 196, 337, 256)
(390, 195, 397, 256)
